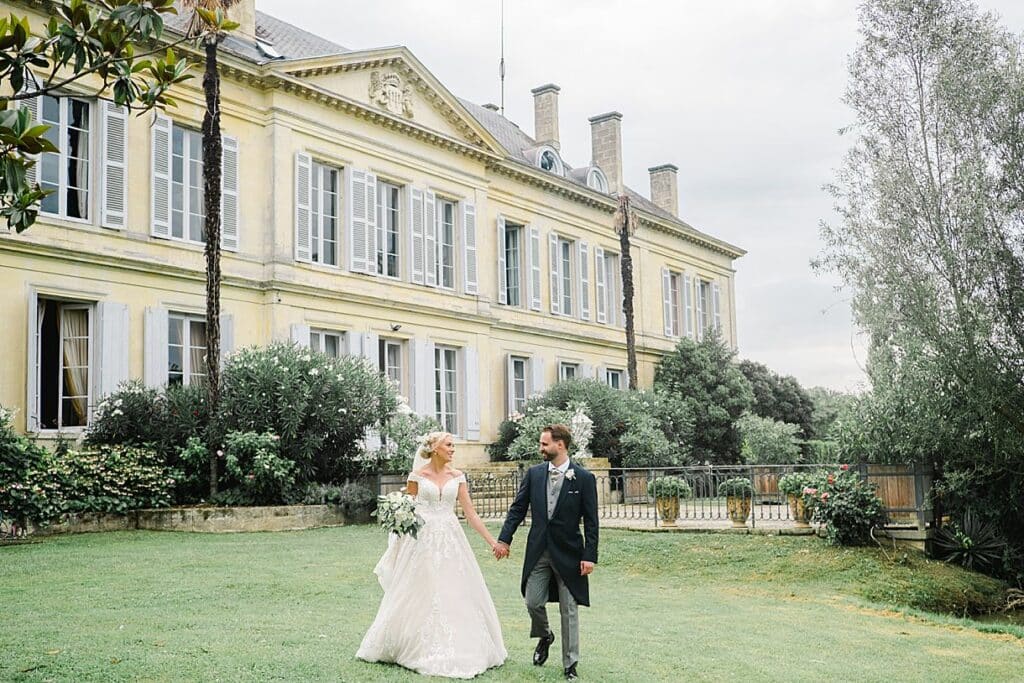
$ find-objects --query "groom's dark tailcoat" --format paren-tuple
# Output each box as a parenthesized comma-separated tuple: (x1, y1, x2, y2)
(498, 461, 600, 606)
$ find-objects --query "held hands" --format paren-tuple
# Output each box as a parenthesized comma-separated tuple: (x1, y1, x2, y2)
(492, 541, 510, 560)
(580, 561, 595, 576)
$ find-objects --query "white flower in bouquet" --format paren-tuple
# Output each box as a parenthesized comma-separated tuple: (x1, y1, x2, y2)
(373, 491, 424, 538)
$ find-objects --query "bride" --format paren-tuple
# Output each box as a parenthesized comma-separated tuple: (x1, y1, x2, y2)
(356, 431, 508, 678)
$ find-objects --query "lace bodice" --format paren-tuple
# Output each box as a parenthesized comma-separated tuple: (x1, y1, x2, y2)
(408, 472, 466, 512)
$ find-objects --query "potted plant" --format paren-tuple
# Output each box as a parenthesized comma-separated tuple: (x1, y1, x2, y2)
(717, 477, 754, 528)
(647, 476, 692, 527)
(778, 472, 816, 528)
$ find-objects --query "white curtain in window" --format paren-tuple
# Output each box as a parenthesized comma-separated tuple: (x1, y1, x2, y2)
(60, 307, 89, 423)
(190, 320, 208, 383)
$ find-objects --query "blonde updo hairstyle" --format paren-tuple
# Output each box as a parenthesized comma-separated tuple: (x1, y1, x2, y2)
(414, 431, 451, 463)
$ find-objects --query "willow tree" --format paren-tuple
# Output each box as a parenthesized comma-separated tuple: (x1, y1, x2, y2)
(180, 1, 238, 496)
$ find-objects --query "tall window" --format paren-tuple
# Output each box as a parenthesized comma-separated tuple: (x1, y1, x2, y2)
(171, 125, 204, 243)
(311, 162, 339, 266)
(605, 368, 623, 390)
(510, 356, 528, 413)
(379, 338, 403, 392)
(434, 346, 458, 433)
(377, 181, 401, 278)
(503, 223, 523, 306)
(168, 314, 207, 386)
(669, 271, 685, 337)
(437, 199, 456, 289)
(559, 362, 578, 381)
(603, 251, 620, 326)
(39, 95, 91, 220)
(698, 279, 713, 334)
(34, 298, 92, 429)
(310, 329, 343, 358)
(558, 237, 574, 316)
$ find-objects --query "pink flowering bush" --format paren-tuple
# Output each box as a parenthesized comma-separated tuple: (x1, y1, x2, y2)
(806, 466, 888, 546)
(0, 407, 62, 527)
(50, 445, 174, 514)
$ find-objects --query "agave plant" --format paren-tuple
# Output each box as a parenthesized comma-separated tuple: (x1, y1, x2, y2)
(931, 510, 1006, 573)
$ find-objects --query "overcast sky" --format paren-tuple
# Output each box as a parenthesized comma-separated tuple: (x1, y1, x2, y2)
(259, 0, 1024, 392)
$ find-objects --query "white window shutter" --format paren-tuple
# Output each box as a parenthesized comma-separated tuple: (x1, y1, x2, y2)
(684, 273, 694, 338)
(662, 267, 673, 337)
(424, 191, 438, 287)
(363, 332, 380, 368)
(17, 85, 40, 187)
(579, 241, 590, 321)
(346, 331, 364, 357)
(348, 168, 369, 273)
(496, 216, 507, 305)
(100, 101, 128, 229)
(221, 135, 239, 252)
(26, 294, 40, 431)
(290, 323, 310, 347)
(505, 354, 515, 415)
(530, 356, 546, 396)
(411, 337, 436, 416)
(580, 363, 594, 379)
(97, 301, 129, 400)
(220, 313, 235, 361)
(150, 113, 172, 238)
(143, 306, 169, 388)
(595, 246, 606, 324)
(463, 346, 480, 440)
(365, 172, 378, 275)
(528, 226, 542, 311)
(294, 152, 312, 262)
(410, 188, 425, 284)
(713, 280, 722, 333)
(462, 202, 478, 294)
(695, 278, 705, 341)
(548, 232, 560, 315)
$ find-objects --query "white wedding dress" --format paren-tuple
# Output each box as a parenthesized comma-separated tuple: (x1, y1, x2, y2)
(357, 472, 507, 678)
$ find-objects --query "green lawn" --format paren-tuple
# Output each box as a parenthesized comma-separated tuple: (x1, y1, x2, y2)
(1, 526, 1021, 682)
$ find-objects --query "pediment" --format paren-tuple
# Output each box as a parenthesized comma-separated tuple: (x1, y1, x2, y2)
(277, 48, 504, 155)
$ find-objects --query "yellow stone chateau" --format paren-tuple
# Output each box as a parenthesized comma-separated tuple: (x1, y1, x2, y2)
(0, 1, 744, 464)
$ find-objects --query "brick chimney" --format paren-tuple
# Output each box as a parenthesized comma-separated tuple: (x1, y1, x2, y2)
(531, 84, 561, 150)
(589, 111, 623, 194)
(648, 164, 679, 216)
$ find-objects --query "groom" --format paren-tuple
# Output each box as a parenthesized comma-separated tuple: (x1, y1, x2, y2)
(494, 424, 599, 681)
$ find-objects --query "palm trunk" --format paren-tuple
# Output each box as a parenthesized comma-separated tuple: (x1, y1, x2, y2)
(617, 195, 638, 390)
(202, 36, 223, 497)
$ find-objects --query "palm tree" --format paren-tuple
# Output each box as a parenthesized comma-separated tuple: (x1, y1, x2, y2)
(614, 194, 638, 390)
(181, 0, 239, 496)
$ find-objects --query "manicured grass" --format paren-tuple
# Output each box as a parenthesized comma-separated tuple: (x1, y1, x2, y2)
(1, 526, 1021, 682)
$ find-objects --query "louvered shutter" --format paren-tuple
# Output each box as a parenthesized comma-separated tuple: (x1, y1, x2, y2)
(150, 113, 172, 238)
(348, 168, 369, 272)
(549, 232, 560, 315)
(528, 227, 544, 313)
(595, 246, 606, 324)
(424, 191, 438, 287)
(497, 216, 508, 305)
(578, 241, 590, 321)
(97, 301, 129, 398)
(220, 135, 239, 251)
(100, 101, 128, 229)
(463, 347, 480, 440)
(410, 188, 425, 284)
(144, 307, 169, 387)
(662, 267, 673, 337)
(294, 153, 312, 262)
(462, 202, 478, 294)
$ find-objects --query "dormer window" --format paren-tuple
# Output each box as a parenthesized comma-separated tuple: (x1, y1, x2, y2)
(587, 168, 609, 193)
(537, 146, 564, 175)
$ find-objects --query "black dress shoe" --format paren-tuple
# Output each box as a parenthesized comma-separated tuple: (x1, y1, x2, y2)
(533, 632, 555, 666)
(564, 663, 579, 679)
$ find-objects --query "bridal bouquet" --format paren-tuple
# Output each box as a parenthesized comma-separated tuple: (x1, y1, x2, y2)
(374, 491, 424, 538)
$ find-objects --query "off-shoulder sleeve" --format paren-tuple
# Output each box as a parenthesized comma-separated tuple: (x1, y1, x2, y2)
(407, 472, 422, 485)
(456, 473, 467, 485)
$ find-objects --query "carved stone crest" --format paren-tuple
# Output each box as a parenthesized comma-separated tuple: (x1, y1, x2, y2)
(369, 71, 414, 118)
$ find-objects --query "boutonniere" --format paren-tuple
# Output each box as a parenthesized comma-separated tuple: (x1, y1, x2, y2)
(565, 469, 576, 481)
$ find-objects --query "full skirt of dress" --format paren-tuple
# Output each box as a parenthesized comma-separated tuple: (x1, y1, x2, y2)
(356, 507, 507, 678)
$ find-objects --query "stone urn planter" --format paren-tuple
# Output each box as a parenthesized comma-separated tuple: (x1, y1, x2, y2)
(718, 477, 754, 528)
(787, 493, 812, 528)
(647, 475, 692, 528)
